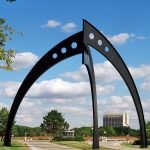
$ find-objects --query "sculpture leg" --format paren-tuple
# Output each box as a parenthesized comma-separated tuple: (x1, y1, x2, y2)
(83, 20, 147, 148)
(82, 44, 99, 149)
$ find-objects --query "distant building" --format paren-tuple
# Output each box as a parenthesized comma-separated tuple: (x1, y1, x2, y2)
(62, 130, 75, 138)
(103, 113, 129, 127)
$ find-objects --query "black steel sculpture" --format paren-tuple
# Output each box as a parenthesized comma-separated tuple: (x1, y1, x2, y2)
(4, 20, 147, 149)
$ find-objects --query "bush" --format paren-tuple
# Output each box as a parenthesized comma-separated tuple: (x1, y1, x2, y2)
(55, 137, 74, 141)
(132, 139, 150, 145)
(74, 135, 84, 141)
(54, 137, 63, 141)
(132, 140, 141, 145)
(63, 137, 75, 141)
(55, 136, 84, 141)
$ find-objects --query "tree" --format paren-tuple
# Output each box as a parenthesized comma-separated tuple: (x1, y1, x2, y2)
(12, 125, 45, 137)
(0, 18, 15, 70)
(128, 128, 140, 137)
(114, 126, 130, 136)
(99, 127, 106, 136)
(0, 107, 9, 140)
(74, 127, 92, 137)
(40, 110, 69, 138)
(146, 121, 150, 139)
(104, 126, 116, 136)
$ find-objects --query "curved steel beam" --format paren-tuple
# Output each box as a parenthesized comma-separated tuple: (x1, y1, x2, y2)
(4, 32, 85, 146)
(83, 20, 147, 148)
(82, 44, 99, 149)
(4, 19, 146, 149)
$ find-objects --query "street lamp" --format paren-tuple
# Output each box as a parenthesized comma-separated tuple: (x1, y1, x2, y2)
(24, 133, 27, 141)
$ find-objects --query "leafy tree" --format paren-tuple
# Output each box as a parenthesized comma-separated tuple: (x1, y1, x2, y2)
(12, 125, 45, 137)
(146, 121, 150, 139)
(74, 126, 92, 137)
(0, 18, 15, 70)
(114, 126, 130, 136)
(128, 128, 140, 137)
(104, 126, 115, 136)
(40, 110, 69, 137)
(0, 107, 9, 140)
(99, 127, 106, 136)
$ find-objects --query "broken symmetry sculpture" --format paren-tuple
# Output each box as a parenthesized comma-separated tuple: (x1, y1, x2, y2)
(4, 20, 147, 149)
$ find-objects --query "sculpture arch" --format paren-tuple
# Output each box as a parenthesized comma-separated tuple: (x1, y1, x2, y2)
(4, 20, 147, 149)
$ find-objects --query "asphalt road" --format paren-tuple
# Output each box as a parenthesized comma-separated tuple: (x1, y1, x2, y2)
(25, 141, 79, 150)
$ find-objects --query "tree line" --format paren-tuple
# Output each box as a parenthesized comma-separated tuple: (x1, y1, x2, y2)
(1, 107, 149, 141)
(0, 108, 69, 139)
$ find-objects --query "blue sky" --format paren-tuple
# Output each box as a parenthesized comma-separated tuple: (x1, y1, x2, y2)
(0, 0, 150, 129)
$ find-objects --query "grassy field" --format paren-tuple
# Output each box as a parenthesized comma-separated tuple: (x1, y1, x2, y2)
(122, 142, 140, 148)
(0, 140, 29, 150)
(122, 142, 150, 149)
(54, 141, 114, 150)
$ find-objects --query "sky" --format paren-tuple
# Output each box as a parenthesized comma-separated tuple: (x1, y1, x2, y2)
(0, 0, 150, 129)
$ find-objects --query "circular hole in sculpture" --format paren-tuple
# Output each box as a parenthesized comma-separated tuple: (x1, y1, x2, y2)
(61, 47, 67, 53)
(71, 42, 77, 49)
(89, 33, 94, 39)
(105, 47, 109, 52)
(98, 40, 102, 46)
(53, 53, 57, 59)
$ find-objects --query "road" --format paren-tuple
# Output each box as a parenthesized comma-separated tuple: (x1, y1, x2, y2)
(25, 141, 79, 150)
(100, 141, 149, 150)
(85, 141, 149, 150)
(26, 140, 149, 150)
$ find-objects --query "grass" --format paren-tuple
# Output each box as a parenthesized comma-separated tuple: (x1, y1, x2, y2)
(0, 140, 29, 150)
(122, 142, 150, 149)
(122, 142, 140, 148)
(54, 141, 114, 150)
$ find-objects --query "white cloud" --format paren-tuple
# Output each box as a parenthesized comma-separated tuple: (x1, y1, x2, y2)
(62, 61, 150, 84)
(99, 96, 134, 111)
(107, 33, 131, 44)
(0, 79, 114, 98)
(0, 81, 20, 97)
(47, 106, 86, 115)
(142, 99, 150, 112)
(61, 22, 77, 33)
(0, 103, 8, 109)
(140, 76, 150, 91)
(21, 100, 35, 109)
(61, 61, 120, 83)
(12, 52, 39, 70)
(41, 19, 61, 28)
(107, 33, 148, 45)
(129, 64, 150, 79)
(1, 59, 150, 128)
(13, 95, 150, 128)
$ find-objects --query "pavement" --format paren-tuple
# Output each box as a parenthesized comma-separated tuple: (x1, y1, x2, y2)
(84, 141, 149, 150)
(25, 141, 79, 150)
(25, 140, 149, 150)
(100, 141, 149, 150)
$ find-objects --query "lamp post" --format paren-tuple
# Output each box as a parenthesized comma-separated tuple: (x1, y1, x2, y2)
(24, 133, 26, 141)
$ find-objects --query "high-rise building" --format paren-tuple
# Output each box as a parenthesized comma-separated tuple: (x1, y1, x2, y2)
(103, 113, 129, 127)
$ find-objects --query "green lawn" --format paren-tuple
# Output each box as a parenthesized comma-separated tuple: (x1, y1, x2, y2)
(0, 140, 29, 150)
(54, 141, 114, 150)
(122, 142, 150, 149)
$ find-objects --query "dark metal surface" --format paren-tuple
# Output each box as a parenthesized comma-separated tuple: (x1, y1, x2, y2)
(83, 20, 147, 148)
(82, 45, 99, 149)
(4, 20, 147, 148)
(4, 32, 85, 146)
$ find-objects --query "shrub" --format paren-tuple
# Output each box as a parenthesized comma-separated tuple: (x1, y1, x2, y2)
(133, 139, 150, 145)
(74, 135, 84, 141)
(55, 137, 75, 141)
